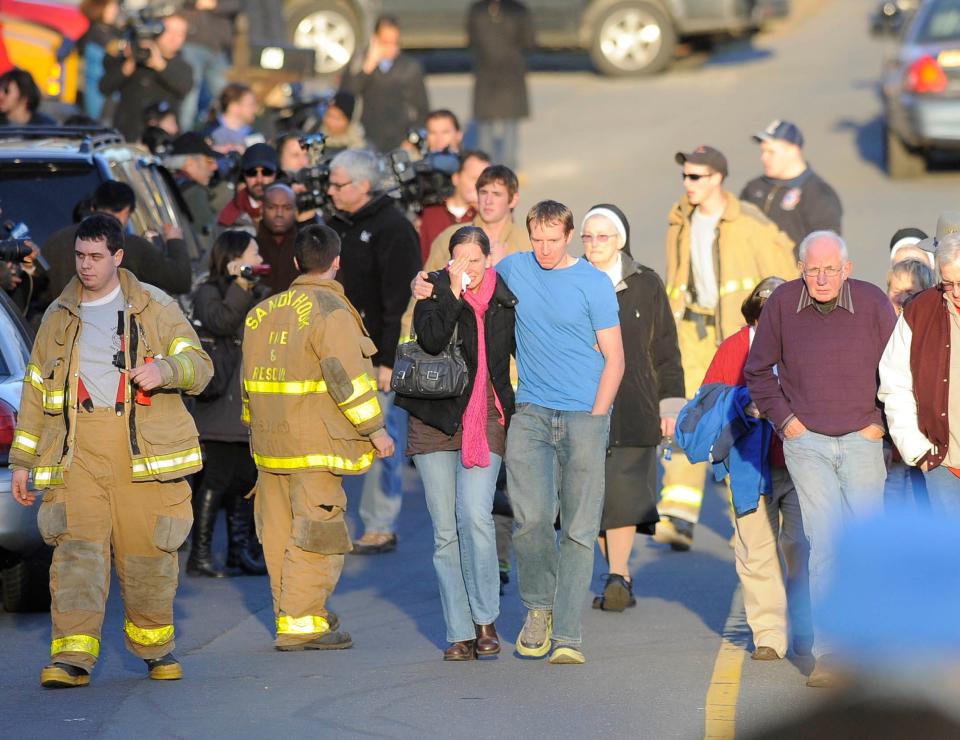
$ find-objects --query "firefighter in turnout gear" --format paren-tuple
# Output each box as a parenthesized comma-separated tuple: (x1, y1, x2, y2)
(10, 214, 213, 689)
(242, 224, 395, 650)
(660, 147, 796, 550)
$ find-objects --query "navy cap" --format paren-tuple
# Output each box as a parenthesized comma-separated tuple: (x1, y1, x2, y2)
(240, 143, 278, 171)
(752, 119, 804, 147)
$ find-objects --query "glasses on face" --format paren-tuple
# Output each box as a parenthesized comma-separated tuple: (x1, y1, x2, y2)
(581, 233, 618, 245)
(802, 265, 843, 279)
(328, 180, 353, 191)
(682, 172, 713, 182)
(941, 280, 960, 293)
(244, 167, 275, 178)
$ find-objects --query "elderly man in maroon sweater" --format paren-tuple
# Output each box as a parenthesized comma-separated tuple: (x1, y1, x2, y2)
(745, 230, 896, 689)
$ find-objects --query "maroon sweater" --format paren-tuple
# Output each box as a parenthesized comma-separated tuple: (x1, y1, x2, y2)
(745, 278, 896, 436)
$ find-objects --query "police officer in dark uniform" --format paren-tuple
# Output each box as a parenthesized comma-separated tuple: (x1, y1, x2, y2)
(740, 120, 842, 254)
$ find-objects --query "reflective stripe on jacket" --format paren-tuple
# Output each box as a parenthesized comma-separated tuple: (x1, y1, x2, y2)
(241, 275, 384, 475)
(10, 269, 213, 488)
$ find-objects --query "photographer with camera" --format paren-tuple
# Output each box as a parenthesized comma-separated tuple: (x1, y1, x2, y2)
(167, 132, 220, 248)
(418, 150, 489, 263)
(100, 13, 193, 143)
(320, 91, 365, 157)
(41, 181, 192, 308)
(327, 149, 421, 554)
(425, 110, 463, 154)
(217, 143, 278, 234)
(277, 133, 329, 226)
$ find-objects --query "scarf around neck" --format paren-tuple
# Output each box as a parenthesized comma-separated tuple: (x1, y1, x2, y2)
(460, 267, 500, 468)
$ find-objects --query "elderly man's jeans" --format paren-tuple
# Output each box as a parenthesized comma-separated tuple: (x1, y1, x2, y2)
(359, 392, 408, 534)
(922, 465, 960, 515)
(415, 452, 501, 643)
(180, 43, 230, 130)
(783, 430, 886, 659)
(506, 404, 609, 646)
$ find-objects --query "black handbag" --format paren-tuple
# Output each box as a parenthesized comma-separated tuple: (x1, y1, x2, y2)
(391, 326, 469, 400)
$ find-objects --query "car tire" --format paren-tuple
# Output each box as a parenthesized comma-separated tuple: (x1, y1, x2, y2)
(884, 121, 926, 179)
(588, 1, 677, 76)
(2, 548, 52, 613)
(287, 0, 360, 76)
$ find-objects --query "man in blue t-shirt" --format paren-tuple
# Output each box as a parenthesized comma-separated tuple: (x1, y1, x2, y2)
(413, 200, 624, 664)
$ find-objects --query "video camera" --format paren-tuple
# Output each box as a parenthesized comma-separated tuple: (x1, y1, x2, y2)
(385, 149, 459, 214)
(0, 203, 47, 270)
(292, 133, 333, 216)
(118, 1, 180, 65)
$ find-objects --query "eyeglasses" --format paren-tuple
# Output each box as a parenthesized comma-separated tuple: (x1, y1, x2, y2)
(244, 167, 276, 178)
(581, 233, 619, 244)
(802, 266, 843, 278)
(682, 172, 713, 182)
(941, 280, 960, 293)
(328, 180, 353, 191)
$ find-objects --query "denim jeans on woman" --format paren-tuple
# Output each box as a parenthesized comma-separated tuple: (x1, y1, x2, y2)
(506, 403, 610, 647)
(782, 429, 886, 659)
(415, 451, 502, 642)
(922, 465, 960, 516)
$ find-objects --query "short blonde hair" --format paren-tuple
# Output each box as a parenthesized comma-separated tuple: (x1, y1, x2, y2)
(526, 200, 574, 236)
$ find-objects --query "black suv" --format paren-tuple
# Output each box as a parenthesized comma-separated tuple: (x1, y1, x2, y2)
(287, 0, 790, 76)
(0, 126, 202, 259)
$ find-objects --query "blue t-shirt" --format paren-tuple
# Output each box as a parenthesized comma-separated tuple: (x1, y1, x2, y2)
(498, 252, 620, 411)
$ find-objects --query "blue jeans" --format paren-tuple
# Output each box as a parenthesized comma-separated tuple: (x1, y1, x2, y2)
(415, 451, 501, 642)
(884, 461, 929, 510)
(180, 43, 230, 130)
(782, 429, 886, 658)
(922, 465, 960, 515)
(84, 43, 108, 120)
(506, 403, 610, 646)
(359, 392, 408, 534)
(477, 119, 519, 171)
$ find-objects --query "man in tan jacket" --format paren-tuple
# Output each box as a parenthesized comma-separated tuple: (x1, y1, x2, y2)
(11, 213, 212, 688)
(657, 146, 797, 550)
(242, 224, 395, 650)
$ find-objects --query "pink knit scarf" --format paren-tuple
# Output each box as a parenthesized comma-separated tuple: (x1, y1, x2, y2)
(461, 267, 499, 468)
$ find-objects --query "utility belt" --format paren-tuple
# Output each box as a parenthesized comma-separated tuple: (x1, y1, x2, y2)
(682, 307, 715, 340)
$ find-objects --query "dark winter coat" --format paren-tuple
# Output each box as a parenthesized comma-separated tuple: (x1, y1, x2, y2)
(341, 54, 429, 152)
(396, 269, 516, 436)
(739, 168, 842, 252)
(611, 255, 685, 447)
(329, 194, 422, 368)
(468, 0, 536, 121)
(100, 51, 193, 142)
(191, 276, 266, 443)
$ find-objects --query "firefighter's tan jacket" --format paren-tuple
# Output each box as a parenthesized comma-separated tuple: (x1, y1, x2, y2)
(10, 269, 212, 488)
(665, 192, 798, 341)
(241, 274, 384, 475)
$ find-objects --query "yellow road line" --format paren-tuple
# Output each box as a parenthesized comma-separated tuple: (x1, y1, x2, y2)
(704, 588, 751, 740)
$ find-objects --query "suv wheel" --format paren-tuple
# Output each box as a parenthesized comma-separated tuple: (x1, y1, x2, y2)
(884, 120, 926, 179)
(589, 1, 677, 76)
(288, 0, 359, 75)
(2, 548, 52, 613)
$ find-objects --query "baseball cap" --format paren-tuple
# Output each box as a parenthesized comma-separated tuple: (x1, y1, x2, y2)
(167, 132, 219, 159)
(240, 143, 278, 172)
(752, 119, 804, 147)
(675, 146, 728, 177)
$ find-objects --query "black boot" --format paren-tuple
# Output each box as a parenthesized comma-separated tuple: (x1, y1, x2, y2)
(186, 488, 229, 578)
(226, 494, 267, 576)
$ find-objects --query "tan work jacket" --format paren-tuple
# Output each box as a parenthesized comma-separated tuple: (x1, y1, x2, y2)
(665, 192, 798, 341)
(10, 269, 212, 488)
(241, 275, 384, 475)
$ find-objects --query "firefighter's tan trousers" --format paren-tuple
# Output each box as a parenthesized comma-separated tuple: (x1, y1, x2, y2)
(36, 408, 193, 672)
(254, 471, 353, 648)
(659, 318, 718, 524)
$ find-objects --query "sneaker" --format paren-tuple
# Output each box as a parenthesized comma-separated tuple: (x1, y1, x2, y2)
(40, 662, 90, 689)
(351, 532, 397, 555)
(548, 644, 585, 664)
(276, 630, 353, 651)
(145, 654, 182, 680)
(515, 609, 552, 657)
(592, 574, 636, 612)
(653, 517, 694, 551)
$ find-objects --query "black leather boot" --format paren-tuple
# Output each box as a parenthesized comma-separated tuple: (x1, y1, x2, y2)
(186, 488, 228, 577)
(226, 494, 267, 576)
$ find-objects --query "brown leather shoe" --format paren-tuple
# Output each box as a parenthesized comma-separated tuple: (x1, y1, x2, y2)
(475, 622, 500, 656)
(806, 655, 848, 689)
(443, 640, 476, 661)
(751, 646, 781, 661)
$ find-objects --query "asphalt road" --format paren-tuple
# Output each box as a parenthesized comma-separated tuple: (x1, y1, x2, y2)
(1, 1, 951, 737)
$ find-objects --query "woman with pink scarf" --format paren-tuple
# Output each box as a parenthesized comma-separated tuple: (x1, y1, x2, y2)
(396, 226, 517, 661)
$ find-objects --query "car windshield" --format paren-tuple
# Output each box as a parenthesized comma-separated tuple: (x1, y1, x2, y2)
(0, 162, 101, 246)
(913, 0, 960, 43)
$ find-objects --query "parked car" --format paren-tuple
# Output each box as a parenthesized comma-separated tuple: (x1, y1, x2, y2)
(287, 0, 791, 77)
(0, 289, 46, 612)
(881, 0, 960, 177)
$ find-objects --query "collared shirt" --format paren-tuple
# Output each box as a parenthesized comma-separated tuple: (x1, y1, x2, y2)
(943, 294, 960, 467)
(796, 279, 854, 314)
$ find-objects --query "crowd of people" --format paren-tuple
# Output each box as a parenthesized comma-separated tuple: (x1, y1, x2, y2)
(1, 0, 955, 700)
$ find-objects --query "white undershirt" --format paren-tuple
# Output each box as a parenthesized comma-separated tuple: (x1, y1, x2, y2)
(690, 209, 721, 310)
